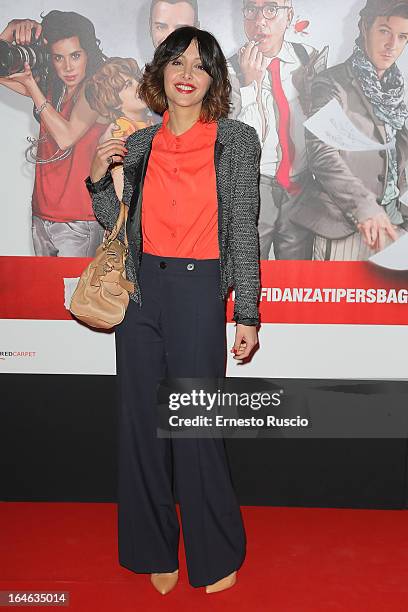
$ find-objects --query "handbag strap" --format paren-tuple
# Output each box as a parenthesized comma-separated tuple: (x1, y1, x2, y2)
(104, 201, 129, 248)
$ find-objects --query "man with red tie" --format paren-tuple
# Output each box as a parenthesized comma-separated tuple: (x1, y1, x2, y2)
(228, 0, 324, 260)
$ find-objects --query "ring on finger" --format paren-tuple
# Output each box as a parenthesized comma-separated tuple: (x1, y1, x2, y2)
(107, 156, 113, 165)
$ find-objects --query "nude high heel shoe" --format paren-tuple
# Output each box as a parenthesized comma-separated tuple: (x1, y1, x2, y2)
(205, 570, 237, 593)
(150, 569, 179, 594)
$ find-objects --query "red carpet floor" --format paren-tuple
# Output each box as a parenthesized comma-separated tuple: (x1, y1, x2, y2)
(1, 502, 408, 611)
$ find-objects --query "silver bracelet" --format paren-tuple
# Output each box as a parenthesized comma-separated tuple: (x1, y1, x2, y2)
(35, 100, 49, 115)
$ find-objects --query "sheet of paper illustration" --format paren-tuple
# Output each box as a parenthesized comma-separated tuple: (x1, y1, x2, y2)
(369, 232, 408, 271)
(304, 99, 394, 152)
(63, 278, 80, 310)
(399, 189, 408, 206)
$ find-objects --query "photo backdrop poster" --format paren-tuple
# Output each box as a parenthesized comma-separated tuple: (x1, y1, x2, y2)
(0, 0, 407, 376)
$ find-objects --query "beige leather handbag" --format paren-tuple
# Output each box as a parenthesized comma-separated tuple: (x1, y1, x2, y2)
(69, 201, 135, 329)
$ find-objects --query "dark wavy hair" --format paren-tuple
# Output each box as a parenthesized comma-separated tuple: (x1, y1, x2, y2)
(34, 10, 106, 120)
(138, 26, 231, 121)
(356, 0, 408, 46)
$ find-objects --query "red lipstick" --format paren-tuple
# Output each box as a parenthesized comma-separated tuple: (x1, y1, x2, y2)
(174, 82, 196, 94)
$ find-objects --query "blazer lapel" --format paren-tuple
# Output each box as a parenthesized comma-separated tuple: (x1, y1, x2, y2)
(346, 64, 387, 144)
(125, 124, 161, 249)
(214, 117, 231, 196)
(396, 126, 408, 179)
(214, 138, 225, 246)
(215, 118, 236, 245)
(126, 146, 153, 255)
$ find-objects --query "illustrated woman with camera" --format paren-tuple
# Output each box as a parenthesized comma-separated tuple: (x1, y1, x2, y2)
(0, 10, 108, 256)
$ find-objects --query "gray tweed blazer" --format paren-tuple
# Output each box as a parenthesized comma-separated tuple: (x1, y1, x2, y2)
(86, 117, 261, 326)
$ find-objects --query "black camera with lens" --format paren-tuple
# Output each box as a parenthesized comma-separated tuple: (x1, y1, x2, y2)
(0, 28, 49, 78)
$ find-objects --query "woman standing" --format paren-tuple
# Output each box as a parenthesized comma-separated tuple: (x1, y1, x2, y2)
(290, 0, 408, 260)
(0, 10, 107, 256)
(86, 27, 260, 594)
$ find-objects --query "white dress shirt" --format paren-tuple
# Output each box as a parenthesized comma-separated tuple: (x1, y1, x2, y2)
(232, 40, 315, 178)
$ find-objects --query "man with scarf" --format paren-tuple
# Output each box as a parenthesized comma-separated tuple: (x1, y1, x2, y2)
(289, 0, 408, 260)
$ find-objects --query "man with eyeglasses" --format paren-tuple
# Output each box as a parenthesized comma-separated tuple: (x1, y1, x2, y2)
(228, 0, 326, 260)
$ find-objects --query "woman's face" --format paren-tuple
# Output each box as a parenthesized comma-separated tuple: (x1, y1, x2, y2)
(163, 39, 212, 113)
(364, 15, 408, 77)
(118, 74, 147, 115)
(50, 36, 88, 90)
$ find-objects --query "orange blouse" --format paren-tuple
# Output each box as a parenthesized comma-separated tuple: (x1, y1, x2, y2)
(141, 109, 219, 258)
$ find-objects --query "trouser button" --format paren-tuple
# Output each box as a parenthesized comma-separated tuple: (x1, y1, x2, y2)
(187, 263, 195, 271)
(160, 261, 167, 269)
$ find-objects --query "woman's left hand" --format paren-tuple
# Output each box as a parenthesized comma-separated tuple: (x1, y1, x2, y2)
(231, 324, 258, 362)
(6, 61, 36, 91)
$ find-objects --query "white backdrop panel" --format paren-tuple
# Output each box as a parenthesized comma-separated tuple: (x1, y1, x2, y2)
(1, 320, 407, 379)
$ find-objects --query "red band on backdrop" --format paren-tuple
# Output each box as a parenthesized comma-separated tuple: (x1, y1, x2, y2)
(0, 258, 407, 325)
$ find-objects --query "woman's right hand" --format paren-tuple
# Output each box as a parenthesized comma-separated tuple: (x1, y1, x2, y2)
(357, 211, 398, 251)
(90, 138, 128, 183)
(0, 19, 42, 44)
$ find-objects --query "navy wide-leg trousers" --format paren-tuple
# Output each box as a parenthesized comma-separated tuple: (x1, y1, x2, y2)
(115, 253, 246, 587)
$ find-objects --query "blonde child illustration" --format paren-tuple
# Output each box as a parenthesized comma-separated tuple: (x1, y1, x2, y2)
(85, 57, 153, 199)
